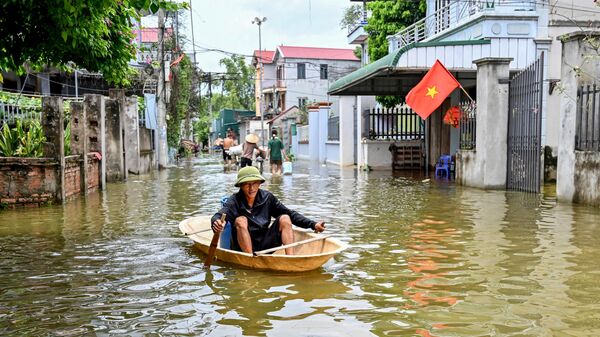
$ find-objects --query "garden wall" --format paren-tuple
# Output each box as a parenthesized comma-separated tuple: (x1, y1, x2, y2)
(0, 156, 100, 208)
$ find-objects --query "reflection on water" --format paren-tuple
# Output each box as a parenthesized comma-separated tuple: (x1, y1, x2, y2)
(1, 155, 600, 336)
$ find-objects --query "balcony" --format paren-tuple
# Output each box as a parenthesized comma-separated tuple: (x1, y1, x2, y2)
(347, 19, 368, 45)
(387, 0, 537, 52)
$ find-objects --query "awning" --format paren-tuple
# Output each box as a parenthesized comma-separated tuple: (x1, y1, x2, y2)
(328, 40, 490, 96)
(327, 45, 408, 96)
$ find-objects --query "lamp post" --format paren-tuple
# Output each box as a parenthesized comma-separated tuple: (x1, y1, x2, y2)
(252, 16, 267, 150)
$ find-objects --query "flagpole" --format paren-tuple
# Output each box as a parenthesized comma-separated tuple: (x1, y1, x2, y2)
(459, 85, 475, 102)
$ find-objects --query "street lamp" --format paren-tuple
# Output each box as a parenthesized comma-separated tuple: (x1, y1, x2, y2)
(252, 16, 267, 150)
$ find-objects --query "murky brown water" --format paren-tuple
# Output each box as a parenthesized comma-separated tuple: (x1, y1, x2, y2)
(1, 155, 600, 336)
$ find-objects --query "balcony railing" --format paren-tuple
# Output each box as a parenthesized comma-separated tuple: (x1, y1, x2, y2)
(387, 0, 537, 52)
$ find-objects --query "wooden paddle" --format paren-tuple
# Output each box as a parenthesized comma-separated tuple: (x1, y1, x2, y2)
(204, 213, 226, 268)
(254, 234, 331, 256)
(184, 228, 212, 236)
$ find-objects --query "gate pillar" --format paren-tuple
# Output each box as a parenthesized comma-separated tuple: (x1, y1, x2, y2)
(471, 57, 512, 189)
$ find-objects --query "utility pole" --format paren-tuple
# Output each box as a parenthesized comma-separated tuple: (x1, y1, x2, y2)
(252, 17, 267, 149)
(189, 0, 198, 142)
(189, 0, 197, 66)
(157, 8, 168, 169)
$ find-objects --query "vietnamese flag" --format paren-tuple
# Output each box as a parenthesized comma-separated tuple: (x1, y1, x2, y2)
(405, 60, 460, 120)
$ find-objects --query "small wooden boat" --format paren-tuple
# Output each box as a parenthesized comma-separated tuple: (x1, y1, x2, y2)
(179, 216, 347, 272)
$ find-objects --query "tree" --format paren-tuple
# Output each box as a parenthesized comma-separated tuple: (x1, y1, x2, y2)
(219, 55, 254, 110)
(339, 4, 363, 30)
(0, 0, 184, 85)
(364, 0, 426, 107)
(167, 54, 193, 147)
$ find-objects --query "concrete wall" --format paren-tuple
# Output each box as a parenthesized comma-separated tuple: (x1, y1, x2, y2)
(325, 142, 340, 165)
(361, 140, 393, 170)
(297, 143, 309, 159)
(104, 98, 123, 182)
(124, 96, 140, 175)
(139, 128, 155, 173)
(456, 150, 482, 187)
(557, 31, 600, 205)
(573, 152, 600, 206)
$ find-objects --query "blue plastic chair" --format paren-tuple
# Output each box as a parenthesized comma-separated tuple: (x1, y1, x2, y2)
(435, 155, 452, 178)
(219, 196, 232, 249)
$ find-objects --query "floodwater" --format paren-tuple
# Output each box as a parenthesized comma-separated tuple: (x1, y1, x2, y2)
(1, 155, 600, 336)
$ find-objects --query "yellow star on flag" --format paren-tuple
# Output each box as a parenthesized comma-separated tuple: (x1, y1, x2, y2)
(425, 86, 439, 99)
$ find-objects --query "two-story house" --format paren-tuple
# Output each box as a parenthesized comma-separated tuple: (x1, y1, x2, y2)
(253, 45, 360, 116)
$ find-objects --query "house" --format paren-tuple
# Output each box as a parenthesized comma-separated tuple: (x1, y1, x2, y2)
(252, 45, 360, 117)
(328, 0, 600, 196)
(132, 27, 174, 65)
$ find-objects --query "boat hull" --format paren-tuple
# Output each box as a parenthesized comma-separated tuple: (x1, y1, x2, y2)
(179, 216, 346, 272)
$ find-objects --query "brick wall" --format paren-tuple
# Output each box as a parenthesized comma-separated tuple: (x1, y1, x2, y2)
(64, 156, 81, 199)
(1, 155, 101, 208)
(0, 158, 59, 207)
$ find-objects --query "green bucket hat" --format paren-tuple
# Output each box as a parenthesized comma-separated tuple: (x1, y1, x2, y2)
(235, 166, 266, 187)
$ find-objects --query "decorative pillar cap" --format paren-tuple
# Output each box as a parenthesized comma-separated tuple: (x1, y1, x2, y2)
(473, 57, 513, 66)
(557, 31, 600, 42)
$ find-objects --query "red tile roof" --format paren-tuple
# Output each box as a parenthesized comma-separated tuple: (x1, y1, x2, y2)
(277, 46, 359, 61)
(133, 28, 174, 43)
(253, 50, 275, 64)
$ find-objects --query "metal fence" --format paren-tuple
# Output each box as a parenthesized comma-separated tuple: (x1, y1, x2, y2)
(459, 101, 477, 150)
(367, 105, 424, 140)
(507, 53, 543, 193)
(0, 103, 41, 126)
(327, 116, 339, 141)
(576, 83, 600, 151)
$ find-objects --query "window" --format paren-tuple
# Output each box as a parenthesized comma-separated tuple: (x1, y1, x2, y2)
(320, 64, 328, 80)
(276, 65, 284, 80)
(298, 97, 308, 108)
(297, 63, 306, 79)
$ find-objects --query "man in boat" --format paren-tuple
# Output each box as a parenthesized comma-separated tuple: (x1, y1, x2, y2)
(211, 166, 326, 255)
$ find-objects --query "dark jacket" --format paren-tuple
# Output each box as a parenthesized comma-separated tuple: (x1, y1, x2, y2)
(211, 189, 316, 232)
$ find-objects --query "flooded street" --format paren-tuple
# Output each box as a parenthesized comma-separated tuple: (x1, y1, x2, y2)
(1, 155, 600, 336)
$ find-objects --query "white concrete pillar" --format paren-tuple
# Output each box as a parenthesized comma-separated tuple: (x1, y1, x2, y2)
(318, 105, 330, 164)
(308, 105, 320, 161)
(474, 57, 512, 189)
(339, 96, 355, 166)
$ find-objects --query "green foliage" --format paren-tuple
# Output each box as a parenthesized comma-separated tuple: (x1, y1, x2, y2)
(0, 0, 186, 85)
(218, 55, 254, 110)
(340, 4, 363, 30)
(0, 123, 18, 156)
(193, 55, 254, 145)
(16, 120, 45, 157)
(64, 121, 71, 156)
(167, 54, 193, 147)
(365, 0, 426, 108)
(0, 91, 76, 118)
(0, 120, 45, 157)
(354, 46, 362, 61)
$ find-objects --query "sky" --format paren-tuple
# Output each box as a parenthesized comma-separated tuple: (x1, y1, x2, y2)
(144, 0, 354, 73)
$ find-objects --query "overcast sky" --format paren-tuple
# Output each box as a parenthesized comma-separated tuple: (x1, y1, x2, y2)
(144, 0, 354, 73)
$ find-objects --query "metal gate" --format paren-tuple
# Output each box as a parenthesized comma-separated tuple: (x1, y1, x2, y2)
(507, 53, 544, 193)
